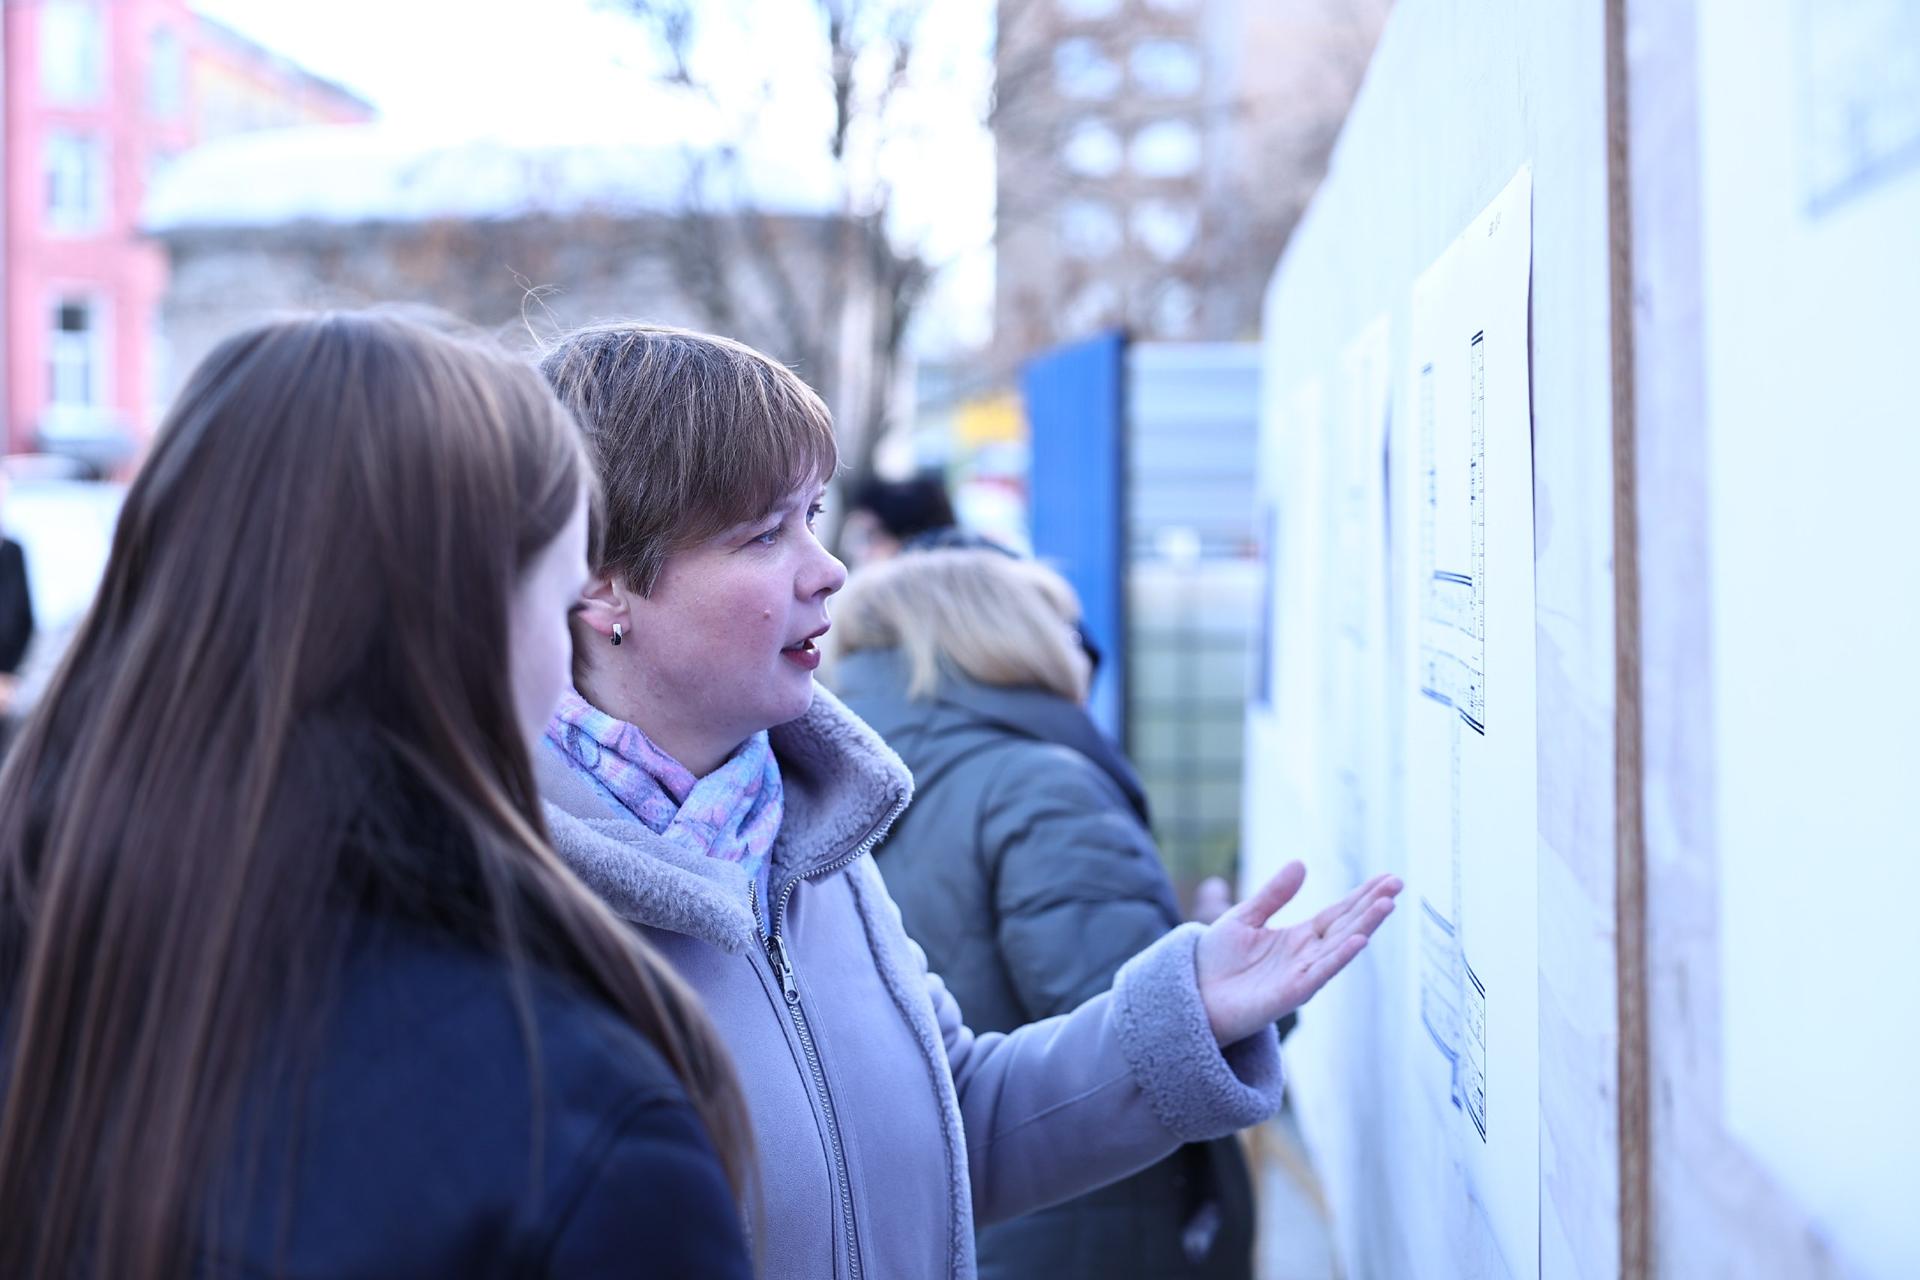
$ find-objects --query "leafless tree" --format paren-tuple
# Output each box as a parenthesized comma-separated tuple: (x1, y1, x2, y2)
(607, 0, 954, 536)
(605, 0, 1388, 508)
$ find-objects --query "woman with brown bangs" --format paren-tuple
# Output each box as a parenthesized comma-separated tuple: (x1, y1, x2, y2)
(537, 322, 1402, 1280)
(0, 313, 753, 1278)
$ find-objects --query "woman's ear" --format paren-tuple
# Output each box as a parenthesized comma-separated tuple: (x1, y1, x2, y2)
(572, 574, 632, 648)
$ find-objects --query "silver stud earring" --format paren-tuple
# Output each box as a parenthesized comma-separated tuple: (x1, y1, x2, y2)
(611, 623, 624, 647)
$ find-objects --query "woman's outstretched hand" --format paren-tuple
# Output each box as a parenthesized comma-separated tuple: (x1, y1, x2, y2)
(1194, 862, 1402, 1046)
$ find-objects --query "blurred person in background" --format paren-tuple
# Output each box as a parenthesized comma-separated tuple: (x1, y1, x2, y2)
(842, 471, 959, 567)
(537, 322, 1398, 1280)
(830, 547, 1271, 1278)
(0, 313, 753, 1279)
(0, 470, 34, 748)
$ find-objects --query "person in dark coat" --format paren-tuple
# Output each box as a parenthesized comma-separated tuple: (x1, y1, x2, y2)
(178, 739, 756, 1278)
(0, 534, 30, 679)
(0, 313, 753, 1278)
(0, 470, 35, 747)
(842, 471, 959, 567)
(203, 751, 755, 1278)
(831, 547, 1275, 1280)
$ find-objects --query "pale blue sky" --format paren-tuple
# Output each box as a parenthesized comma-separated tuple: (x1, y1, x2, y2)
(188, 0, 997, 351)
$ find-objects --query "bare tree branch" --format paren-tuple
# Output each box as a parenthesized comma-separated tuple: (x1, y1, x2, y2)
(600, 0, 959, 548)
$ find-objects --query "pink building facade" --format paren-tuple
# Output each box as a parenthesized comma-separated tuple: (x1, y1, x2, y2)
(2, 1, 372, 463)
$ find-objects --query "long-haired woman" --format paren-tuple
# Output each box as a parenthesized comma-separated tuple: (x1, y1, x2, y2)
(0, 312, 754, 1279)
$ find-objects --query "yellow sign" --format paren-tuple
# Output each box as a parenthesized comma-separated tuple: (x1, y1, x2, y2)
(953, 392, 1024, 448)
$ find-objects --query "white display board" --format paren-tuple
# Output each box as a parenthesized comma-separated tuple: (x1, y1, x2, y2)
(1324, 317, 1394, 890)
(1255, 322, 1395, 1272)
(1245, 3, 1618, 1270)
(1251, 168, 1540, 1279)
(1272, 375, 1331, 886)
(1698, 1, 1920, 1275)
(1399, 167, 1540, 1277)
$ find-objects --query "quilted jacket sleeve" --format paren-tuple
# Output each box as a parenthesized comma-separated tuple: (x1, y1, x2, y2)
(980, 745, 1185, 1021)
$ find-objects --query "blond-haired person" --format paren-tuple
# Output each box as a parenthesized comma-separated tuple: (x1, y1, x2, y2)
(830, 548, 1264, 1278)
(535, 323, 1400, 1280)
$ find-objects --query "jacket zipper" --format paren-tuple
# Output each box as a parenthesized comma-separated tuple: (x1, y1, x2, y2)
(750, 799, 906, 1280)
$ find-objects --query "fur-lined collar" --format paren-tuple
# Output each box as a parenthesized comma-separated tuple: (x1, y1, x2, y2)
(539, 685, 913, 954)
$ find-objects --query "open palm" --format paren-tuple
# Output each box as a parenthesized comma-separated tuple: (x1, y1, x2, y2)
(1195, 861, 1402, 1046)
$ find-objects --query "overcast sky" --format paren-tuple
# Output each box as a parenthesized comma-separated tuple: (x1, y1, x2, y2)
(188, 0, 997, 351)
(191, 0, 673, 141)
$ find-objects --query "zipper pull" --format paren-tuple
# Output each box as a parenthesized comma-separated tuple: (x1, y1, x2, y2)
(767, 933, 799, 1003)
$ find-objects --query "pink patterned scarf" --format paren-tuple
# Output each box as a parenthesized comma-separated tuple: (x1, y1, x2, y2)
(546, 689, 783, 910)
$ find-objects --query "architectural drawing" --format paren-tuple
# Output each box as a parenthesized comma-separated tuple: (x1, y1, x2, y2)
(1401, 166, 1538, 1275)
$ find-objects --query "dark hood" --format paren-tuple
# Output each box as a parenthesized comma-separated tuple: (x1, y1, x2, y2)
(832, 647, 1150, 827)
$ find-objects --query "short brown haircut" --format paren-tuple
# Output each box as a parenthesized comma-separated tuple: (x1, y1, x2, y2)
(538, 322, 839, 594)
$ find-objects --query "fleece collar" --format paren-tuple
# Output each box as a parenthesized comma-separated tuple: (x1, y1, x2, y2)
(539, 684, 913, 954)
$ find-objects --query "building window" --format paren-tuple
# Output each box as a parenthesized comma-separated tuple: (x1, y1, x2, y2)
(1056, 0, 1121, 18)
(1054, 38, 1121, 100)
(1061, 280, 1123, 336)
(39, 1, 105, 105)
(149, 26, 186, 118)
(1131, 40, 1204, 97)
(47, 297, 108, 420)
(1130, 119, 1203, 177)
(1132, 199, 1200, 260)
(1151, 281, 1199, 337)
(145, 145, 184, 193)
(45, 133, 108, 233)
(1059, 198, 1124, 258)
(1062, 119, 1124, 177)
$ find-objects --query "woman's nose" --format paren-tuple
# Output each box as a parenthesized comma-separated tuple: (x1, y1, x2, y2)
(807, 543, 848, 598)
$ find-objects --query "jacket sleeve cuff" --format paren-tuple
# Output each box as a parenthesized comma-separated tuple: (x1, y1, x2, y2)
(1111, 923, 1286, 1142)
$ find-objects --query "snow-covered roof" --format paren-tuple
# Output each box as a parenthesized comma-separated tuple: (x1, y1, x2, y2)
(143, 125, 843, 232)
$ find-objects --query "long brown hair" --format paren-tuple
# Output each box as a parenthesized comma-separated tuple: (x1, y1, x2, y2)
(0, 312, 754, 1278)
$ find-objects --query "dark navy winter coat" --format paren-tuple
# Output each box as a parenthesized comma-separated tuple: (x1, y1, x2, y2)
(3, 758, 752, 1279)
(199, 920, 753, 1278)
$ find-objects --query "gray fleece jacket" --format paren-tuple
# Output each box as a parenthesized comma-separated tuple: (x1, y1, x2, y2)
(538, 686, 1285, 1280)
